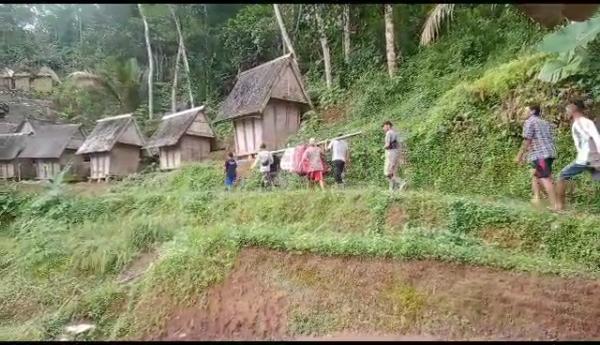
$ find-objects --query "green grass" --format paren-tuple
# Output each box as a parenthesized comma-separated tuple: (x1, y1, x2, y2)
(1, 6, 599, 340)
(1, 171, 600, 340)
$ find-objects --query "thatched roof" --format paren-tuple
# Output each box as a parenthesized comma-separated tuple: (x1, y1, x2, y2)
(216, 54, 311, 122)
(19, 124, 82, 159)
(13, 71, 31, 78)
(76, 114, 144, 154)
(36, 66, 61, 83)
(0, 68, 13, 78)
(0, 133, 28, 161)
(145, 106, 214, 149)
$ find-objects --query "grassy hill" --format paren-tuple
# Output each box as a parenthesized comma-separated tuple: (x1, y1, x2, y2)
(1, 5, 600, 341)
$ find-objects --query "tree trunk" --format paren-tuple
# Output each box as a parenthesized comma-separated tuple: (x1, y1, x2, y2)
(343, 4, 350, 64)
(273, 4, 297, 58)
(138, 3, 154, 119)
(169, 5, 194, 108)
(314, 6, 332, 89)
(384, 4, 397, 78)
(171, 43, 182, 113)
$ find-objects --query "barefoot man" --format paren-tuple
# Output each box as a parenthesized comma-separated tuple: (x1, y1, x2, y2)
(556, 100, 600, 210)
(515, 104, 557, 208)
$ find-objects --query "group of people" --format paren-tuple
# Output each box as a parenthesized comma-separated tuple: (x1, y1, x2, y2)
(516, 100, 600, 211)
(223, 120, 407, 192)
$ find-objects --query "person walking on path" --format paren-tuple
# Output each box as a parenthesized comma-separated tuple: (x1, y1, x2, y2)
(327, 134, 349, 186)
(556, 100, 600, 210)
(515, 104, 558, 209)
(301, 138, 326, 191)
(383, 121, 405, 191)
(224, 152, 237, 191)
(251, 143, 274, 190)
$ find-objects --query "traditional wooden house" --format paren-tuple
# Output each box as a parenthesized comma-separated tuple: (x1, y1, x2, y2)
(0, 68, 14, 90)
(18, 124, 87, 180)
(215, 54, 312, 157)
(145, 106, 214, 170)
(0, 133, 28, 180)
(13, 71, 31, 92)
(76, 114, 145, 181)
(31, 66, 59, 93)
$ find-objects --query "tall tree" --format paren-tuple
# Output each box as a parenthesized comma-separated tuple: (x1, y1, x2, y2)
(138, 3, 154, 119)
(169, 4, 194, 108)
(171, 39, 182, 113)
(314, 5, 332, 88)
(384, 4, 397, 77)
(343, 4, 351, 64)
(273, 4, 297, 58)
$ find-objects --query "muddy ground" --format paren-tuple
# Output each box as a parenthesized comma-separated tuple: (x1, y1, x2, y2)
(153, 248, 600, 341)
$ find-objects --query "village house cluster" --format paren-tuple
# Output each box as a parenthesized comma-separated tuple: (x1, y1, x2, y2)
(0, 54, 312, 182)
(0, 66, 60, 93)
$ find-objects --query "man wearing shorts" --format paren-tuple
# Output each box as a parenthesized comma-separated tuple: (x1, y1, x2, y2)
(301, 138, 326, 191)
(556, 100, 600, 210)
(515, 104, 557, 208)
(383, 121, 405, 191)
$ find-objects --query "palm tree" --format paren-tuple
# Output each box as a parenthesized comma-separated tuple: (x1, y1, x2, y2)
(66, 58, 144, 113)
(420, 4, 600, 46)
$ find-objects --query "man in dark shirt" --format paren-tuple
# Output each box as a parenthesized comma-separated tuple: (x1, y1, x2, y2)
(224, 152, 237, 191)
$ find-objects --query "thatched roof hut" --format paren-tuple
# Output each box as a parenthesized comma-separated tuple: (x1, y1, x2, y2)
(215, 54, 312, 157)
(0, 133, 28, 161)
(76, 114, 145, 180)
(19, 124, 87, 180)
(36, 66, 61, 83)
(145, 106, 214, 170)
(31, 66, 60, 92)
(0, 133, 28, 179)
(0, 68, 14, 90)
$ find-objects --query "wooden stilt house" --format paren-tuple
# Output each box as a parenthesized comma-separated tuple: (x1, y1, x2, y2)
(145, 106, 214, 170)
(215, 54, 312, 157)
(76, 114, 145, 181)
(18, 124, 87, 180)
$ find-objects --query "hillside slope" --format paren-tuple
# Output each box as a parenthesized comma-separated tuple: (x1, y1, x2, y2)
(2, 5, 600, 341)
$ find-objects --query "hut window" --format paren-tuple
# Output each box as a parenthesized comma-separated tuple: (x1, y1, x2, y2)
(84, 155, 90, 162)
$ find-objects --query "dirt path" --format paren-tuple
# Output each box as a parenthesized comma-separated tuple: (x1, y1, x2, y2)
(156, 248, 600, 341)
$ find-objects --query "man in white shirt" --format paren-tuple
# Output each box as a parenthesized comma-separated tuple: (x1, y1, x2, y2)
(327, 134, 349, 186)
(556, 100, 600, 210)
(251, 143, 274, 189)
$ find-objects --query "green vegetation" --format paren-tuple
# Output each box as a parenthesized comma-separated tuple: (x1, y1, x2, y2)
(1, 160, 599, 339)
(3, 3, 600, 341)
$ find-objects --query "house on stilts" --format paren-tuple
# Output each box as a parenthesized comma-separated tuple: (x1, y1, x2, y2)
(0, 133, 28, 180)
(18, 124, 87, 180)
(145, 106, 214, 170)
(76, 114, 145, 181)
(215, 54, 312, 158)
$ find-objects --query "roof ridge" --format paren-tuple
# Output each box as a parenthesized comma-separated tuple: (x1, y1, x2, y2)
(162, 105, 206, 120)
(239, 54, 292, 77)
(97, 113, 133, 122)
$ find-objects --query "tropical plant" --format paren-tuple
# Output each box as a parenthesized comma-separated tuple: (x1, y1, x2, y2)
(420, 4, 455, 46)
(66, 57, 144, 113)
(537, 13, 600, 83)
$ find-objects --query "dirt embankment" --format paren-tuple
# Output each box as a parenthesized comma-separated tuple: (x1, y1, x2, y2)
(154, 248, 600, 341)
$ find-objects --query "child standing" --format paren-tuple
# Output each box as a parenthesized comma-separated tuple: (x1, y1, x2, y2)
(224, 152, 237, 191)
